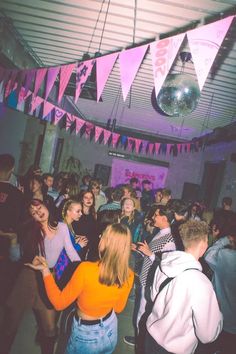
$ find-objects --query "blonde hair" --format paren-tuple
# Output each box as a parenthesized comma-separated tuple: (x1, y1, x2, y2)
(98, 223, 131, 287)
(62, 199, 82, 233)
(121, 197, 136, 224)
(179, 220, 209, 249)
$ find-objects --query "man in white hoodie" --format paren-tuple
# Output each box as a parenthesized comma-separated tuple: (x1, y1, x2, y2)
(146, 220, 223, 354)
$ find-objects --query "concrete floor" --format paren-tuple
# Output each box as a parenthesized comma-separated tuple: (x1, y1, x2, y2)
(5, 299, 135, 354)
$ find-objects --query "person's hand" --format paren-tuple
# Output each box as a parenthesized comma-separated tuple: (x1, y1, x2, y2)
(25, 256, 49, 274)
(131, 243, 137, 251)
(135, 241, 153, 257)
(75, 235, 88, 248)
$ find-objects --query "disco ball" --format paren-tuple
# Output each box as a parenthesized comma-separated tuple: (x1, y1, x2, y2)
(157, 73, 200, 117)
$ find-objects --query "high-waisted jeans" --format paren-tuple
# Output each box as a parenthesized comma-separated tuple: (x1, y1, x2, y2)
(66, 310, 117, 354)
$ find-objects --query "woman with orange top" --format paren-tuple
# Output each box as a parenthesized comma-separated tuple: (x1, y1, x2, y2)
(27, 223, 134, 354)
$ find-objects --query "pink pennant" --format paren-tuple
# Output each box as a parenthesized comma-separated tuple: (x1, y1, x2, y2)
(45, 66, 60, 100)
(75, 117, 85, 134)
(127, 138, 135, 151)
(16, 70, 26, 97)
(103, 129, 111, 145)
(66, 113, 76, 130)
(54, 107, 66, 125)
(75, 59, 95, 102)
(187, 16, 234, 91)
(84, 122, 94, 139)
(119, 44, 148, 101)
(5, 70, 18, 97)
(135, 138, 142, 154)
(58, 63, 75, 104)
(96, 53, 118, 102)
(112, 133, 120, 147)
(148, 143, 154, 155)
(142, 141, 148, 154)
(29, 96, 44, 114)
(150, 33, 185, 97)
(177, 144, 182, 154)
(167, 144, 172, 155)
(95, 126, 103, 142)
(43, 101, 55, 118)
(24, 69, 36, 97)
(155, 142, 160, 154)
(34, 68, 47, 97)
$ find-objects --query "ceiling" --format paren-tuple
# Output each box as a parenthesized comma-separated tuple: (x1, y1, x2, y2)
(1, 0, 236, 142)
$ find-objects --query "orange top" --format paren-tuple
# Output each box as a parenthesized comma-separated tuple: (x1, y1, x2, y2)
(44, 261, 134, 317)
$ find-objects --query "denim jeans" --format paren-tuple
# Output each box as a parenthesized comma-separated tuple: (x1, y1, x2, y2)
(65, 310, 117, 354)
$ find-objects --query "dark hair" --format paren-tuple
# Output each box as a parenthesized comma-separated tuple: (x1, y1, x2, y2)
(43, 173, 53, 180)
(82, 174, 91, 185)
(142, 179, 151, 185)
(0, 154, 15, 173)
(157, 204, 175, 224)
(222, 197, 232, 207)
(167, 199, 189, 216)
(97, 209, 121, 234)
(112, 188, 123, 202)
(130, 177, 139, 184)
(79, 190, 96, 217)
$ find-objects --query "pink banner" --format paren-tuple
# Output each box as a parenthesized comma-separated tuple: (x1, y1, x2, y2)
(135, 138, 142, 154)
(75, 117, 85, 134)
(150, 33, 185, 97)
(5, 70, 18, 97)
(34, 68, 47, 97)
(30, 96, 44, 114)
(75, 59, 95, 102)
(96, 53, 118, 102)
(58, 63, 75, 104)
(148, 143, 154, 155)
(45, 66, 60, 100)
(95, 126, 103, 142)
(155, 142, 160, 154)
(54, 107, 66, 125)
(16, 70, 26, 97)
(43, 101, 55, 118)
(127, 138, 135, 151)
(177, 144, 182, 154)
(187, 16, 234, 91)
(84, 122, 94, 139)
(119, 44, 148, 101)
(66, 113, 76, 130)
(112, 132, 120, 147)
(111, 158, 168, 189)
(103, 129, 111, 145)
(24, 69, 36, 97)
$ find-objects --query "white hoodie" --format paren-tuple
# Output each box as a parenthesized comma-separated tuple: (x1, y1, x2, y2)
(146, 251, 223, 354)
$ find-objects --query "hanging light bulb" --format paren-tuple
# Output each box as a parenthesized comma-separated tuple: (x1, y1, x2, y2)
(156, 52, 200, 117)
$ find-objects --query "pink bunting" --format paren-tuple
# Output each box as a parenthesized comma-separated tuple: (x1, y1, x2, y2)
(84, 122, 94, 139)
(54, 107, 66, 125)
(16, 70, 26, 97)
(95, 126, 103, 142)
(135, 138, 142, 154)
(187, 16, 234, 91)
(155, 143, 160, 154)
(167, 144, 172, 155)
(119, 44, 148, 101)
(24, 69, 36, 97)
(34, 68, 47, 97)
(148, 143, 154, 155)
(75, 117, 85, 134)
(5, 70, 18, 97)
(65, 113, 76, 131)
(103, 129, 111, 145)
(127, 138, 135, 151)
(43, 101, 55, 118)
(45, 66, 60, 100)
(96, 53, 118, 102)
(150, 33, 185, 97)
(177, 144, 182, 154)
(58, 63, 75, 104)
(75, 59, 95, 102)
(29, 96, 44, 114)
(112, 133, 120, 147)
(142, 141, 148, 154)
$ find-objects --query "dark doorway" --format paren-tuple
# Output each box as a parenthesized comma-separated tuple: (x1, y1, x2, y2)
(200, 161, 226, 209)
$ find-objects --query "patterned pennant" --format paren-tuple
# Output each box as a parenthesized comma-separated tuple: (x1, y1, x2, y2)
(29, 96, 44, 114)
(96, 53, 118, 102)
(148, 143, 154, 155)
(155, 142, 160, 154)
(75, 117, 85, 134)
(58, 63, 75, 104)
(24, 69, 36, 97)
(119, 44, 148, 101)
(75, 59, 95, 102)
(65, 113, 76, 131)
(103, 129, 112, 145)
(54, 107, 66, 125)
(43, 101, 55, 118)
(34, 68, 47, 97)
(135, 138, 142, 154)
(95, 126, 103, 142)
(112, 132, 120, 147)
(45, 66, 60, 100)
(150, 33, 185, 97)
(167, 144, 172, 155)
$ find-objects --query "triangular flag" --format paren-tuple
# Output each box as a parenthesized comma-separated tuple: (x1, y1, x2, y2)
(177, 144, 182, 154)
(95, 126, 103, 142)
(96, 52, 118, 102)
(45, 66, 60, 100)
(155, 142, 160, 154)
(43, 101, 55, 118)
(135, 138, 142, 154)
(127, 138, 135, 151)
(148, 143, 154, 155)
(34, 68, 47, 97)
(54, 107, 66, 125)
(58, 63, 75, 104)
(119, 44, 148, 101)
(112, 132, 120, 147)
(29, 96, 44, 114)
(75, 59, 95, 102)
(5, 70, 18, 97)
(167, 144, 172, 155)
(103, 129, 111, 145)
(66, 113, 76, 131)
(75, 117, 85, 134)
(24, 69, 36, 97)
(83, 122, 94, 139)
(150, 33, 185, 97)
(187, 16, 234, 91)
(16, 70, 26, 98)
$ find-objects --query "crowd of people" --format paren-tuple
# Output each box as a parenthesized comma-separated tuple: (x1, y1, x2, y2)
(0, 153, 235, 354)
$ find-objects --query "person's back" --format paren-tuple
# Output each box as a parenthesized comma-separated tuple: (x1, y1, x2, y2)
(146, 220, 222, 354)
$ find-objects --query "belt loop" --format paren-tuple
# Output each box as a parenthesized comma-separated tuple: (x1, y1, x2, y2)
(99, 318, 104, 328)
(78, 317, 81, 326)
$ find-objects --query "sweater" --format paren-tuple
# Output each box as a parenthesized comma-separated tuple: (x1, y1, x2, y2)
(147, 251, 223, 354)
(44, 261, 134, 316)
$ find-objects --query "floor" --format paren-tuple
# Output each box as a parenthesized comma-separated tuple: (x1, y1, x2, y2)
(2, 299, 135, 354)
